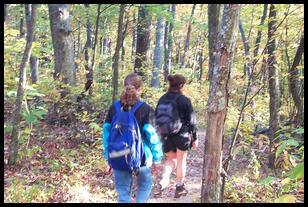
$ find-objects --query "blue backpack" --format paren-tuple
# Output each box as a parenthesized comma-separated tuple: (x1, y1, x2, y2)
(108, 101, 144, 172)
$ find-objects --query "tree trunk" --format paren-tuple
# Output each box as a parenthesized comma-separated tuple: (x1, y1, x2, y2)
(289, 34, 304, 127)
(164, 4, 175, 82)
(19, 4, 25, 39)
(49, 4, 76, 86)
(163, 5, 170, 82)
(30, 56, 39, 84)
(151, 14, 165, 87)
(198, 50, 203, 81)
(102, 18, 110, 55)
(8, 4, 38, 165)
(201, 4, 240, 203)
(208, 4, 221, 81)
(253, 4, 268, 65)
(239, 19, 251, 77)
(181, 4, 196, 69)
(267, 4, 281, 168)
(4, 4, 10, 23)
(121, 13, 129, 70)
(134, 5, 152, 79)
(89, 4, 102, 96)
(84, 4, 93, 95)
(77, 21, 81, 58)
(112, 4, 125, 103)
(25, 4, 39, 84)
(131, 12, 137, 63)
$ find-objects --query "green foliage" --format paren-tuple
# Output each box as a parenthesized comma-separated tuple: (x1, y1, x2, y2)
(4, 4, 304, 203)
(286, 162, 304, 180)
(275, 138, 299, 159)
(257, 128, 304, 202)
(22, 107, 47, 123)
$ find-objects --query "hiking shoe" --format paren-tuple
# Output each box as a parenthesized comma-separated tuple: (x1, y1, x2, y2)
(153, 183, 163, 197)
(174, 183, 188, 198)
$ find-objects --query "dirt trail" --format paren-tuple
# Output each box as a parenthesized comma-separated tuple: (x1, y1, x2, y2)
(148, 132, 206, 203)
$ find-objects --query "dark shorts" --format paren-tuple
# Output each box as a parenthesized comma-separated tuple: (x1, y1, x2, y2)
(161, 127, 192, 153)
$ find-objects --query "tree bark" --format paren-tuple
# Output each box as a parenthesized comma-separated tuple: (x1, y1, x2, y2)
(201, 4, 240, 203)
(103, 18, 111, 55)
(239, 19, 251, 77)
(4, 4, 10, 22)
(8, 4, 38, 165)
(208, 4, 221, 81)
(131, 11, 137, 63)
(181, 4, 196, 69)
(253, 4, 268, 65)
(289, 34, 304, 127)
(134, 5, 152, 79)
(267, 4, 281, 168)
(121, 13, 129, 70)
(198, 50, 203, 81)
(164, 4, 175, 82)
(163, 5, 170, 82)
(19, 4, 25, 39)
(49, 4, 76, 86)
(112, 4, 125, 103)
(25, 4, 39, 84)
(151, 14, 165, 87)
(89, 4, 102, 95)
(84, 4, 93, 95)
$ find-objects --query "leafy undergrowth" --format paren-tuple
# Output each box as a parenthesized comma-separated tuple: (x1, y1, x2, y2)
(224, 171, 304, 203)
(4, 96, 304, 203)
(223, 128, 304, 203)
(4, 128, 118, 202)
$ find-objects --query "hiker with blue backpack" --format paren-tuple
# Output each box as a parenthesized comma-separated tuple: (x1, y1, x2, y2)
(102, 73, 163, 203)
(155, 74, 198, 198)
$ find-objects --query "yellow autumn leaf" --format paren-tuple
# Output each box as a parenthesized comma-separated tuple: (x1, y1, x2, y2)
(274, 194, 296, 203)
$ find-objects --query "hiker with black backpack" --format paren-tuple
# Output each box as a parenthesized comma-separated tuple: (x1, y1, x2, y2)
(155, 74, 198, 198)
(102, 73, 163, 203)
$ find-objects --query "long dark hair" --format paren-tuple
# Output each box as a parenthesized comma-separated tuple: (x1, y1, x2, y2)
(167, 74, 186, 93)
(120, 73, 142, 111)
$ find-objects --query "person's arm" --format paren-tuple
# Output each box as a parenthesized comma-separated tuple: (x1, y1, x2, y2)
(143, 123, 163, 163)
(102, 123, 111, 159)
(184, 97, 197, 142)
(142, 107, 163, 163)
(102, 105, 115, 159)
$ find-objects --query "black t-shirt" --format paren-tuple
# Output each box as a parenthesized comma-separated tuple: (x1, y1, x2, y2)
(156, 92, 197, 141)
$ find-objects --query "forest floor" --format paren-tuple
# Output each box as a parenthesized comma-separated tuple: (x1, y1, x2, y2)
(4, 107, 304, 203)
(147, 131, 206, 203)
(147, 130, 304, 203)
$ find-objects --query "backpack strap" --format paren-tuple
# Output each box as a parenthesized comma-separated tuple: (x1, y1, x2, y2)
(131, 101, 144, 114)
(165, 93, 182, 103)
(174, 93, 182, 102)
(114, 101, 122, 113)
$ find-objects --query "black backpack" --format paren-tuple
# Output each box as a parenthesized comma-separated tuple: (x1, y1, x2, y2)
(155, 93, 182, 136)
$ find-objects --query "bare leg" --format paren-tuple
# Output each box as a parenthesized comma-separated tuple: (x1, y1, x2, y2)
(176, 148, 188, 183)
(160, 151, 177, 189)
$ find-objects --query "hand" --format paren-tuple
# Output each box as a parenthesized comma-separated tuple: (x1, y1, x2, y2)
(105, 163, 113, 175)
(191, 139, 198, 149)
(153, 161, 161, 169)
